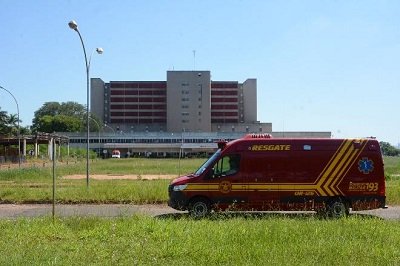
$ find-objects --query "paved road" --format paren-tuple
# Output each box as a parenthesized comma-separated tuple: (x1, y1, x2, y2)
(0, 204, 399, 220)
(0, 204, 183, 219)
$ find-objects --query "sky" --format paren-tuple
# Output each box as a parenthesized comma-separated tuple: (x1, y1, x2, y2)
(0, 0, 399, 146)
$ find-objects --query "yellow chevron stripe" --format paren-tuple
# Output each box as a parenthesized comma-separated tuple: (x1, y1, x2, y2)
(329, 139, 365, 195)
(335, 140, 368, 195)
(315, 140, 352, 196)
(314, 139, 348, 184)
(316, 140, 352, 193)
(330, 148, 359, 195)
(319, 140, 350, 177)
(322, 141, 355, 195)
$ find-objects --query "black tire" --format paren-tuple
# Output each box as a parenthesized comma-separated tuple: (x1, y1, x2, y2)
(189, 198, 211, 218)
(328, 200, 349, 218)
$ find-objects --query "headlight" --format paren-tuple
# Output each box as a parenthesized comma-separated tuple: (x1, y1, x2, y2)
(173, 184, 188, 191)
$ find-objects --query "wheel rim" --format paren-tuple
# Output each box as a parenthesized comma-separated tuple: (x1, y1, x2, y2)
(331, 202, 346, 218)
(192, 201, 208, 217)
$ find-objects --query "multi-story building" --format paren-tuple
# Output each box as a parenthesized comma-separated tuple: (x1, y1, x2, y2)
(91, 70, 270, 133)
(80, 70, 330, 157)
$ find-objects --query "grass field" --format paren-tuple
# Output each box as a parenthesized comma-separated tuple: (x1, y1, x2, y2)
(0, 157, 399, 265)
(0, 215, 399, 265)
(0, 156, 399, 204)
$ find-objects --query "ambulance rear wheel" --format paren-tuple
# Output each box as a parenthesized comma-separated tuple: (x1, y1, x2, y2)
(328, 200, 349, 218)
(189, 198, 211, 218)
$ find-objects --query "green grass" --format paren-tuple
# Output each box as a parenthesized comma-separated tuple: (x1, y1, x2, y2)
(0, 157, 399, 204)
(384, 156, 400, 177)
(55, 157, 204, 176)
(0, 215, 399, 265)
(0, 179, 170, 204)
(0, 158, 201, 204)
(1, 158, 399, 265)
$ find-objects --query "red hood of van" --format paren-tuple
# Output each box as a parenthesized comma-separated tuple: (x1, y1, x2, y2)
(171, 174, 195, 185)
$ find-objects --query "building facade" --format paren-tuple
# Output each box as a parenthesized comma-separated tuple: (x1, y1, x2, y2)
(91, 70, 270, 133)
(84, 70, 331, 157)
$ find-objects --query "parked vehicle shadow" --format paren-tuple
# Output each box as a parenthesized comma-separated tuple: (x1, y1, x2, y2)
(155, 211, 383, 220)
(349, 213, 384, 220)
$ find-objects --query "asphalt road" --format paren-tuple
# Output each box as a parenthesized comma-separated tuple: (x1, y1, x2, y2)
(0, 204, 399, 220)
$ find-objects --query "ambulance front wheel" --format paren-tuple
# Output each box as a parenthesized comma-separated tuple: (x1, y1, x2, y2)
(189, 198, 211, 218)
(328, 200, 349, 218)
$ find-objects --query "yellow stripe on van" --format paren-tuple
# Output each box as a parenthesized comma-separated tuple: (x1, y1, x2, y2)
(334, 140, 368, 195)
(182, 139, 369, 196)
(317, 139, 368, 196)
(316, 139, 353, 196)
(321, 140, 355, 195)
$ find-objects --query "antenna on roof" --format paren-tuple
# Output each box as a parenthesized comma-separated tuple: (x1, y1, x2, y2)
(193, 50, 196, 70)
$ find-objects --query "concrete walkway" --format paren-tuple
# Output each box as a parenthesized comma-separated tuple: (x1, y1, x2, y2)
(0, 204, 181, 219)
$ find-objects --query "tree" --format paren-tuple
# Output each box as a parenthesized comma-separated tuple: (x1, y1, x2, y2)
(32, 101, 101, 133)
(59, 101, 87, 117)
(0, 108, 8, 134)
(0, 108, 7, 124)
(0, 107, 21, 136)
(7, 113, 19, 136)
(32, 102, 86, 130)
(20, 126, 31, 135)
(35, 115, 82, 133)
(34, 115, 53, 133)
(52, 115, 82, 132)
(379, 142, 400, 157)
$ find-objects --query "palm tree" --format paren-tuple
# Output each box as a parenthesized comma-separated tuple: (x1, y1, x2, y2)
(0, 108, 9, 135)
(7, 113, 20, 136)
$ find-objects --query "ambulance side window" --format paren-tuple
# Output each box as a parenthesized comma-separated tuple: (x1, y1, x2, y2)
(213, 154, 241, 178)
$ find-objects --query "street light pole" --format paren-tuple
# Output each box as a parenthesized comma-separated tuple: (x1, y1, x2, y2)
(68, 20, 103, 188)
(0, 85, 20, 168)
(103, 123, 116, 135)
(89, 116, 101, 156)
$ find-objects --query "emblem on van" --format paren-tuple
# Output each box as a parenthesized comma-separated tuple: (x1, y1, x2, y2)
(358, 157, 374, 174)
(219, 181, 232, 193)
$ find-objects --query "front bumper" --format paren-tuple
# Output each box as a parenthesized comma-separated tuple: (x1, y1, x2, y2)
(168, 185, 189, 211)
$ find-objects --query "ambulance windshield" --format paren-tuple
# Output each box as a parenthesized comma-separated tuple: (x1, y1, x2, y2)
(194, 149, 221, 176)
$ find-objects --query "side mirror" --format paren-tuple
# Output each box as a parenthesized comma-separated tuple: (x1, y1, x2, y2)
(205, 168, 214, 179)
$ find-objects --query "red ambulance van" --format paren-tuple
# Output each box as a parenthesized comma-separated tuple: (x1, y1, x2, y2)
(168, 134, 386, 218)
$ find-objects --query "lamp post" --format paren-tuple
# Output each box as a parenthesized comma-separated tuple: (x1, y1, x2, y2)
(103, 123, 116, 157)
(0, 85, 20, 168)
(89, 116, 101, 156)
(68, 20, 103, 188)
(103, 123, 116, 135)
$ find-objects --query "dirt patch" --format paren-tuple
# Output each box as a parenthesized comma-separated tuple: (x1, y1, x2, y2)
(62, 174, 176, 180)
